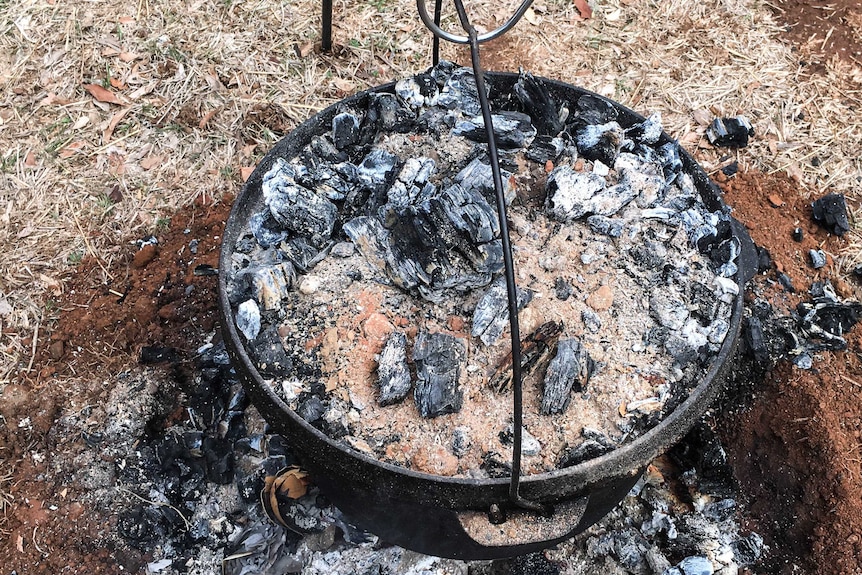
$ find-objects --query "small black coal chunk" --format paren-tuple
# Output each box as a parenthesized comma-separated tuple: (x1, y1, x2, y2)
(573, 94, 618, 125)
(756, 245, 773, 273)
(453, 110, 537, 149)
(557, 439, 614, 468)
(809, 249, 827, 269)
(297, 394, 326, 423)
(331, 111, 360, 150)
(811, 192, 851, 236)
(249, 209, 289, 249)
(481, 451, 512, 478)
(744, 316, 770, 365)
(541, 338, 594, 415)
(513, 70, 564, 137)
(139, 345, 178, 364)
(526, 135, 565, 164)
(721, 160, 739, 177)
(369, 93, 415, 133)
(508, 551, 561, 575)
(792, 227, 804, 242)
(572, 121, 623, 166)
(731, 533, 764, 567)
(777, 272, 795, 293)
(412, 331, 465, 418)
(376, 331, 411, 407)
(202, 436, 234, 484)
(251, 325, 293, 378)
(668, 424, 736, 498)
(706, 116, 754, 148)
(554, 276, 573, 301)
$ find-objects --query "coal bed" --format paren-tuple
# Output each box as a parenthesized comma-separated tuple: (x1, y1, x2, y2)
(225, 63, 740, 478)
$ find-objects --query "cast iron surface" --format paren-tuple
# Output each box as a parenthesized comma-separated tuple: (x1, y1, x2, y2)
(218, 72, 753, 559)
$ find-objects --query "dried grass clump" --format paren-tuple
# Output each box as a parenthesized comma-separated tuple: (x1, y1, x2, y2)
(1, 0, 861, 387)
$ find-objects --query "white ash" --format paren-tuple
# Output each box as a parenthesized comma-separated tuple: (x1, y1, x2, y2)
(227, 63, 738, 477)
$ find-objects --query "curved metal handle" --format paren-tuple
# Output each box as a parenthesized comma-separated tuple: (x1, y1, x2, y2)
(456, 495, 589, 548)
(416, 0, 535, 45)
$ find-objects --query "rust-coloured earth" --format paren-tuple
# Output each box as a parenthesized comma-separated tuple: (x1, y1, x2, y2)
(768, 0, 862, 69)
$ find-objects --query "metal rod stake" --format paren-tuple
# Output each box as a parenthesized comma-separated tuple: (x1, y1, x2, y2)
(322, 0, 333, 52)
(450, 0, 547, 515)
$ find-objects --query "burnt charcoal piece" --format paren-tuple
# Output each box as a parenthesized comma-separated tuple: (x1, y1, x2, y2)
(249, 210, 289, 249)
(581, 309, 602, 333)
(437, 183, 500, 244)
(557, 432, 615, 467)
(387, 156, 436, 207)
(356, 148, 400, 192)
(513, 70, 564, 137)
(369, 93, 416, 133)
(574, 94, 618, 125)
(490, 322, 563, 392)
(756, 245, 773, 272)
(376, 332, 412, 406)
(508, 552, 561, 575)
(412, 331, 466, 418)
(455, 156, 515, 205)
(235, 299, 261, 341)
(616, 152, 667, 208)
(811, 192, 851, 236)
(526, 134, 565, 164)
(280, 237, 326, 272)
(792, 227, 804, 242)
(309, 162, 358, 201)
(650, 289, 690, 331)
(262, 159, 338, 244)
(437, 67, 487, 116)
(472, 276, 534, 345)
(548, 163, 637, 220)
(395, 72, 438, 108)
(232, 262, 295, 311)
(669, 424, 736, 499)
(453, 111, 537, 149)
(498, 423, 541, 456)
(809, 249, 827, 269)
(587, 215, 624, 237)
(625, 112, 662, 145)
(721, 160, 739, 178)
(139, 345, 178, 364)
(706, 115, 754, 148)
(797, 290, 862, 351)
(777, 272, 795, 292)
(308, 134, 348, 163)
(251, 326, 293, 377)
(573, 121, 623, 165)
(202, 436, 234, 484)
(297, 395, 325, 423)
(331, 111, 360, 150)
(541, 338, 595, 415)
(731, 533, 764, 567)
(451, 427, 472, 457)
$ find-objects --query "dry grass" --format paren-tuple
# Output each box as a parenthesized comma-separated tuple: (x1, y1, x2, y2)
(0, 0, 860, 388)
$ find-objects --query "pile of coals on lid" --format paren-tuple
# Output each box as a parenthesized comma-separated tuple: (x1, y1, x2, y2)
(224, 62, 742, 477)
(98, 339, 762, 574)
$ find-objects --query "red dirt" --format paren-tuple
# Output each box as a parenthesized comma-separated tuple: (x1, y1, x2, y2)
(768, 0, 862, 70)
(717, 169, 862, 575)
(0, 198, 230, 574)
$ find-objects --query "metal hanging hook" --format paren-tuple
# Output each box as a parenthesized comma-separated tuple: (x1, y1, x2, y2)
(417, 0, 535, 45)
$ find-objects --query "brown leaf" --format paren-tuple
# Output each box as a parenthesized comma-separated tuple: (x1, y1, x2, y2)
(240, 166, 255, 182)
(58, 140, 86, 159)
(119, 51, 138, 62)
(39, 273, 62, 296)
(83, 83, 125, 105)
(103, 106, 132, 142)
(109, 77, 125, 90)
(139, 155, 163, 170)
(573, 0, 592, 19)
(274, 467, 309, 499)
(24, 150, 38, 167)
(198, 108, 219, 129)
(296, 41, 314, 58)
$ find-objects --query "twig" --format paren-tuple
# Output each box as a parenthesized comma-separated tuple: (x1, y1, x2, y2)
(32, 526, 48, 556)
(64, 195, 111, 280)
(117, 487, 191, 531)
(25, 316, 40, 373)
(840, 374, 862, 388)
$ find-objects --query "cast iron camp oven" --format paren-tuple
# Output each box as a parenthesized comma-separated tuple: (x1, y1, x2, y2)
(217, 70, 756, 560)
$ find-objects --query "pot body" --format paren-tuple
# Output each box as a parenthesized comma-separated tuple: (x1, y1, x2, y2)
(218, 72, 753, 559)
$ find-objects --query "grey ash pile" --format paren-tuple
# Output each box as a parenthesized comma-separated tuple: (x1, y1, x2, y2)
(225, 62, 740, 476)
